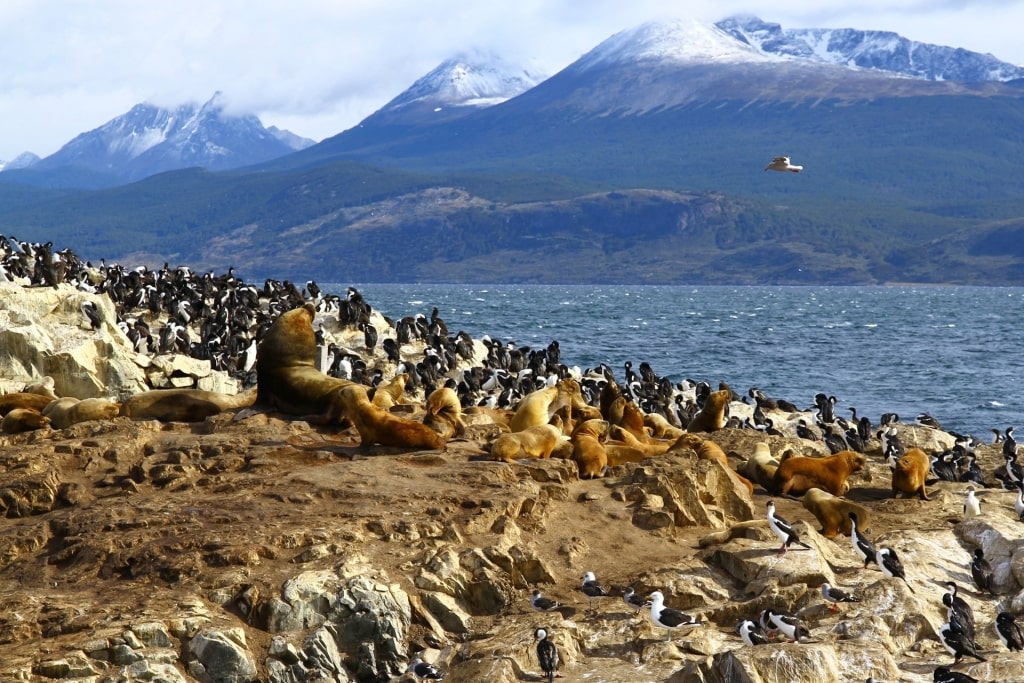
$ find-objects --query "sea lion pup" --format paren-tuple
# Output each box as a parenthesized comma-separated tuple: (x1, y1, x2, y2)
(644, 412, 684, 440)
(490, 415, 569, 462)
(0, 392, 54, 416)
(255, 303, 353, 422)
(337, 383, 446, 450)
(891, 447, 931, 500)
(1, 407, 51, 434)
(802, 487, 872, 538)
(738, 442, 780, 489)
(609, 425, 673, 457)
(370, 373, 408, 410)
(43, 396, 121, 429)
(122, 387, 257, 422)
(423, 386, 466, 439)
(571, 418, 610, 479)
(685, 389, 730, 433)
(509, 378, 586, 432)
(770, 449, 866, 497)
(606, 396, 652, 442)
(670, 433, 755, 495)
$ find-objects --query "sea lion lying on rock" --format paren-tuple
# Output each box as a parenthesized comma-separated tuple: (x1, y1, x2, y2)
(490, 416, 569, 462)
(121, 388, 256, 422)
(2, 407, 50, 433)
(255, 303, 353, 422)
(43, 396, 122, 429)
(891, 447, 931, 500)
(738, 442, 780, 489)
(770, 449, 866, 497)
(802, 487, 872, 538)
(337, 384, 446, 450)
(0, 392, 54, 416)
(370, 373, 408, 410)
(671, 433, 755, 495)
(571, 418, 610, 479)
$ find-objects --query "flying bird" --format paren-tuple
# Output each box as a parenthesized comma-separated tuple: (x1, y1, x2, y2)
(765, 155, 803, 172)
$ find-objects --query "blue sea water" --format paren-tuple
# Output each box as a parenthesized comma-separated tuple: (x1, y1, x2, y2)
(326, 284, 1023, 440)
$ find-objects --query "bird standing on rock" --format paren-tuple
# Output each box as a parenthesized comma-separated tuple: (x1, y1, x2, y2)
(766, 500, 812, 554)
(849, 512, 877, 569)
(995, 611, 1024, 651)
(820, 582, 861, 612)
(876, 547, 915, 593)
(647, 591, 700, 641)
(737, 619, 770, 646)
(938, 621, 986, 663)
(534, 627, 559, 682)
(962, 486, 981, 520)
(970, 548, 995, 596)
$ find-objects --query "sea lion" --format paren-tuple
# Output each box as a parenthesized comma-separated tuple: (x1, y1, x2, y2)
(738, 442, 780, 489)
(770, 449, 866, 497)
(21, 377, 58, 400)
(644, 412, 684, 440)
(685, 390, 730, 433)
(802, 487, 872, 538)
(606, 396, 651, 442)
(43, 396, 122, 429)
(509, 379, 586, 433)
(121, 387, 257, 422)
(423, 386, 466, 439)
(337, 384, 446, 450)
(0, 392, 54, 416)
(490, 416, 569, 462)
(2, 407, 51, 433)
(370, 373, 408, 410)
(255, 303, 353, 421)
(891, 447, 931, 500)
(571, 418, 610, 479)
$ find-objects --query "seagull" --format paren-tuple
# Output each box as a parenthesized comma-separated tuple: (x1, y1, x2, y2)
(766, 500, 812, 554)
(579, 571, 609, 613)
(736, 618, 770, 646)
(758, 608, 810, 643)
(938, 621, 986, 663)
(765, 155, 803, 172)
(531, 589, 563, 613)
(406, 657, 445, 680)
(962, 486, 981, 520)
(647, 591, 700, 641)
(933, 666, 979, 683)
(848, 512, 877, 569)
(534, 627, 559, 683)
(876, 547, 915, 593)
(995, 611, 1024, 651)
(622, 587, 648, 614)
(970, 548, 995, 596)
(820, 582, 861, 612)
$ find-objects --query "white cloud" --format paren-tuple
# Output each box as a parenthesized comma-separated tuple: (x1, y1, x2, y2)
(0, 0, 1022, 159)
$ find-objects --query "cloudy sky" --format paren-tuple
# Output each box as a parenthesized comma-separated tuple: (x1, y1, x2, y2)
(1, 0, 1022, 161)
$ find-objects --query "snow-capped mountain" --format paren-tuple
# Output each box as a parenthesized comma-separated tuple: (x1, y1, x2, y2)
(0, 152, 41, 172)
(362, 49, 546, 125)
(716, 15, 1024, 82)
(32, 93, 315, 182)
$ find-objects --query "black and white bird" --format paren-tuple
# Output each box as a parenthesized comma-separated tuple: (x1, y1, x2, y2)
(622, 587, 648, 614)
(962, 486, 981, 520)
(736, 618, 770, 646)
(876, 547, 915, 593)
(943, 582, 975, 647)
(647, 591, 700, 641)
(1014, 481, 1024, 521)
(534, 627, 559, 683)
(758, 608, 810, 643)
(1003, 426, 1018, 458)
(766, 500, 812, 554)
(579, 571, 609, 612)
(995, 611, 1024, 651)
(765, 155, 803, 172)
(938, 621, 986, 663)
(531, 589, 563, 613)
(970, 548, 995, 596)
(406, 656, 445, 680)
(848, 512, 877, 569)
(933, 665, 979, 683)
(820, 582, 861, 612)
(81, 300, 102, 330)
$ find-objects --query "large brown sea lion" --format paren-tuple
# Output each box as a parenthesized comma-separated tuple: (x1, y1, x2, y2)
(571, 418, 610, 479)
(509, 379, 586, 432)
(0, 392, 54, 416)
(770, 449, 866, 497)
(685, 390, 730, 433)
(121, 388, 256, 422)
(490, 416, 569, 462)
(255, 304, 353, 421)
(423, 386, 466, 439)
(891, 447, 931, 500)
(337, 384, 446, 450)
(1, 407, 50, 433)
(802, 487, 872, 538)
(44, 396, 122, 429)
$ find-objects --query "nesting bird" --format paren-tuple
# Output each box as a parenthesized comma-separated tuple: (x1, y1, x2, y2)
(530, 589, 563, 613)
(765, 155, 803, 172)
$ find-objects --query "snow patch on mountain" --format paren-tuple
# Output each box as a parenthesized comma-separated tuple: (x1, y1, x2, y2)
(384, 49, 546, 111)
(716, 15, 1024, 82)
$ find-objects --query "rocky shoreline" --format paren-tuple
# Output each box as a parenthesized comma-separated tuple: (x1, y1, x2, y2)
(0, 253, 1022, 682)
